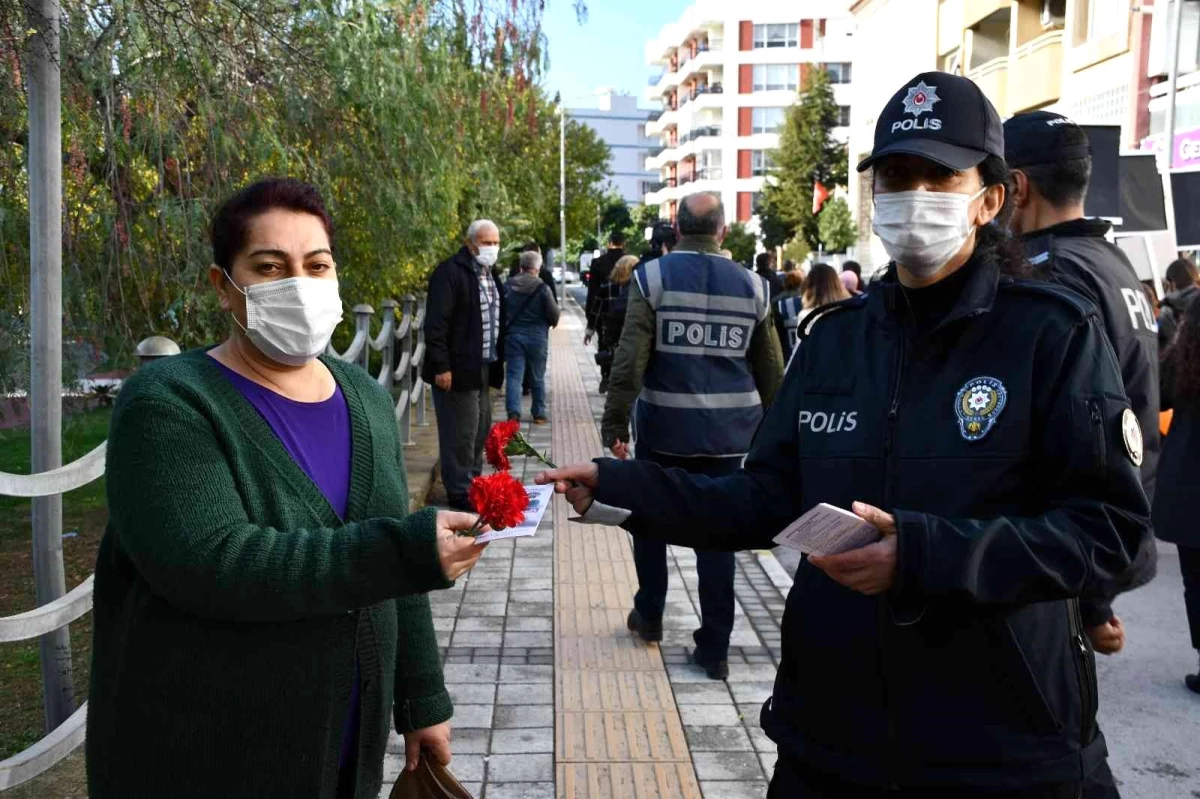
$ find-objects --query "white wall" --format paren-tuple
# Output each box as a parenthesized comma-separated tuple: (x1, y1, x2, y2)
(847, 0, 940, 273)
(569, 93, 658, 205)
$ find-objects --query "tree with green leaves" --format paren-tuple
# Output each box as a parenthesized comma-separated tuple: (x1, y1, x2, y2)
(758, 66, 848, 251)
(722, 222, 757, 267)
(817, 197, 856, 254)
(0, 0, 611, 381)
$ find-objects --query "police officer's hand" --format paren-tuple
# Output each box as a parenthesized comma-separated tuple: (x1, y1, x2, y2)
(808, 502, 898, 596)
(536, 464, 598, 514)
(611, 440, 631, 460)
(1087, 616, 1125, 655)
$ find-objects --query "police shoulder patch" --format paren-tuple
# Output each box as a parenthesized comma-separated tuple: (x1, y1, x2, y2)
(1121, 408, 1144, 467)
(954, 376, 1007, 441)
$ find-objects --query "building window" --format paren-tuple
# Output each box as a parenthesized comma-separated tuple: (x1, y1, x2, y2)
(1085, 0, 1124, 41)
(751, 192, 766, 213)
(752, 107, 787, 134)
(751, 150, 775, 176)
(753, 23, 799, 49)
(837, 106, 851, 127)
(825, 62, 852, 84)
(753, 64, 800, 91)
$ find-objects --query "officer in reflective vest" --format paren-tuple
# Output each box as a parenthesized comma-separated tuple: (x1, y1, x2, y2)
(776, 293, 803, 361)
(600, 191, 784, 679)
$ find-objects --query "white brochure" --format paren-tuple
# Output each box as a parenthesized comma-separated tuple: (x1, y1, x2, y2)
(773, 503, 882, 556)
(475, 484, 555, 543)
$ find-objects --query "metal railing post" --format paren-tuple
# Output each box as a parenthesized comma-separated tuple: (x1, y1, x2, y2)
(378, 300, 398, 392)
(399, 295, 415, 445)
(352, 304, 373, 371)
(414, 295, 428, 427)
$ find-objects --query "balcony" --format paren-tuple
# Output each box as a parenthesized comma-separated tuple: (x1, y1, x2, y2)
(1008, 30, 1063, 113)
(645, 68, 682, 103)
(963, 0, 1009, 29)
(680, 83, 725, 113)
(646, 107, 680, 137)
(966, 56, 1008, 117)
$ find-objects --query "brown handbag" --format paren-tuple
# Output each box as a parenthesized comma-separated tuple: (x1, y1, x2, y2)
(388, 750, 475, 799)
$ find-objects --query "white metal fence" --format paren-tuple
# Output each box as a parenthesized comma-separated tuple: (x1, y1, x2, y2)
(0, 296, 427, 790)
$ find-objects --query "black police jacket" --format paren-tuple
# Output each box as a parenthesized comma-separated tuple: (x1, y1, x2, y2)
(593, 250, 1151, 790)
(1023, 218, 1160, 504)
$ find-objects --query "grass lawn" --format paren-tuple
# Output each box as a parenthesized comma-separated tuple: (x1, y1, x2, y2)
(0, 406, 111, 774)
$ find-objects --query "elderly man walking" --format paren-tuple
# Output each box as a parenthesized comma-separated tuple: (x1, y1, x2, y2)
(424, 219, 503, 511)
(504, 250, 560, 424)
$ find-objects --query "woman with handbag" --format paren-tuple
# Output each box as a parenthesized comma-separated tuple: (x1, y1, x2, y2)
(88, 178, 486, 799)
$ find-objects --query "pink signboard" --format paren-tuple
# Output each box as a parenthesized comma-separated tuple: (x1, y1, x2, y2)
(1141, 126, 1200, 169)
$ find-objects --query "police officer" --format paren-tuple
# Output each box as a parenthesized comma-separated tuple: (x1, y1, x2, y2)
(600, 191, 784, 680)
(1004, 111, 1160, 659)
(541, 73, 1151, 797)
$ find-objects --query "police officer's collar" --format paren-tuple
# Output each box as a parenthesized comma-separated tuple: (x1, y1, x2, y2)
(673, 235, 722, 255)
(869, 249, 1000, 335)
(1021, 217, 1111, 243)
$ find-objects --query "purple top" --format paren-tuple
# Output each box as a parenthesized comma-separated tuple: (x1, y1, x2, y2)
(213, 361, 360, 772)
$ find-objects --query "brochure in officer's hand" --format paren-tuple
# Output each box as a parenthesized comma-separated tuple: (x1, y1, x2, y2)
(773, 503, 882, 557)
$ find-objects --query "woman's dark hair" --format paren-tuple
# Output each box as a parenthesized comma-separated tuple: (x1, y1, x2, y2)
(1166, 257, 1200, 292)
(803, 263, 850, 308)
(977, 155, 1034, 280)
(1166, 295, 1200, 407)
(211, 178, 334, 271)
(648, 223, 678, 258)
(841, 260, 861, 277)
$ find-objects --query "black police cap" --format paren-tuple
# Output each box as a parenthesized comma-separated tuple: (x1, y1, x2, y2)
(857, 71, 1004, 173)
(1002, 110, 1092, 168)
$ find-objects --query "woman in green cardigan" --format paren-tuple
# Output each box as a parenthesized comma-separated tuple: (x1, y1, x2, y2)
(88, 179, 486, 799)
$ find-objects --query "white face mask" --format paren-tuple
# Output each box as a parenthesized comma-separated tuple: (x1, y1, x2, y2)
(474, 245, 500, 268)
(872, 187, 987, 278)
(225, 273, 344, 366)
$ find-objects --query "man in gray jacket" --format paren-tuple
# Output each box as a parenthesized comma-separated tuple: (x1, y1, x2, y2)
(503, 251, 560, 423)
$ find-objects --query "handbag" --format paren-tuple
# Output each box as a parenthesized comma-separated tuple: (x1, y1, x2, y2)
(388, 750, 475, 799)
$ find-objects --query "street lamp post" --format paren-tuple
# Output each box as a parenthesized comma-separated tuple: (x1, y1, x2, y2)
(1165, 0, 1186, 170)
(559, 105, 567, 277)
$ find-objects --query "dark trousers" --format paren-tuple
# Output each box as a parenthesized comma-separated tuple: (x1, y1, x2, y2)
(631, 450, 738, 661)
(597, 325, 614, 383)
(768, 757, 1082, 799)
(431, 366, 491, 506)
(1179, 544, 1200, 650)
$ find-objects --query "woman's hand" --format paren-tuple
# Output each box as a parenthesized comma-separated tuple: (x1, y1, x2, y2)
(610, 440, 631, 460)
(403, 721, 451, 772)
(535, 463, 599, 515)
(436, 511, 487, 581)
(808, 502, 898, 596)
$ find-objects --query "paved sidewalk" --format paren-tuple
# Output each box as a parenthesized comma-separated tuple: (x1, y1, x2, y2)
(380, 296, 799, 798)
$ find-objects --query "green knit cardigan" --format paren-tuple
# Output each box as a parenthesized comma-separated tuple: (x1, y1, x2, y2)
(86, 349, 453, 799)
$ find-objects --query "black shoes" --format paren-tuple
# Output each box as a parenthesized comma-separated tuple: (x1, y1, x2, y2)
(598, 378, 608, 394)
(692, 651, 730, 681)
(626, 609, 663, 643)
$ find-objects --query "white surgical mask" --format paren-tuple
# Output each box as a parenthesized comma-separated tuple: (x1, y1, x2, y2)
(474, 245, 500, 268)
(872, 187, 987, 278)
(225, 273, 344, 366)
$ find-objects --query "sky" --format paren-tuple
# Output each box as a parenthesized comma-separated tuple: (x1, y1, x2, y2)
(540, 0, 689, 110)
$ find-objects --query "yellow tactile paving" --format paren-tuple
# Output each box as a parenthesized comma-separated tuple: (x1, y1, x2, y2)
(550, 323, 702, 799)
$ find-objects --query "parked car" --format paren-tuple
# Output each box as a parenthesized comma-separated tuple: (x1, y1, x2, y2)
(552, 266, 564, 283)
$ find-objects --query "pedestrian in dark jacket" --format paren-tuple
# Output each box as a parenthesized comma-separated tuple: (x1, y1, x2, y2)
(423, 219, 504, 510)
(1005, 111, 1160, 663)
(601, 255, 639, 351)
(755, 251, 784, 299)
(503, 250, 560, 423)
(1159, 257, 1200, 349)
(540, 72, 1151, 798)
(585, 230, 626, 392)
(1155, 297, 1200, 692)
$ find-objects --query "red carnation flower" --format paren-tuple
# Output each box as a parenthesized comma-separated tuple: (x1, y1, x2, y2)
(485, 419, 522, 471)
(467, 472, 529, 532)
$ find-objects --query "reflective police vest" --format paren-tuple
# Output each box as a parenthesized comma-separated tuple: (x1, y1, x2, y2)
(633, 251, 770, 457)
(776, 294, 804, 361)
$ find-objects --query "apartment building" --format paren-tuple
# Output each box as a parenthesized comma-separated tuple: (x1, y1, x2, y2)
(1143, 0, 1200, 168)
(642, 0, 855, 231)
(848, 0, 1152, 270)
(568, 91, 659, 205)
